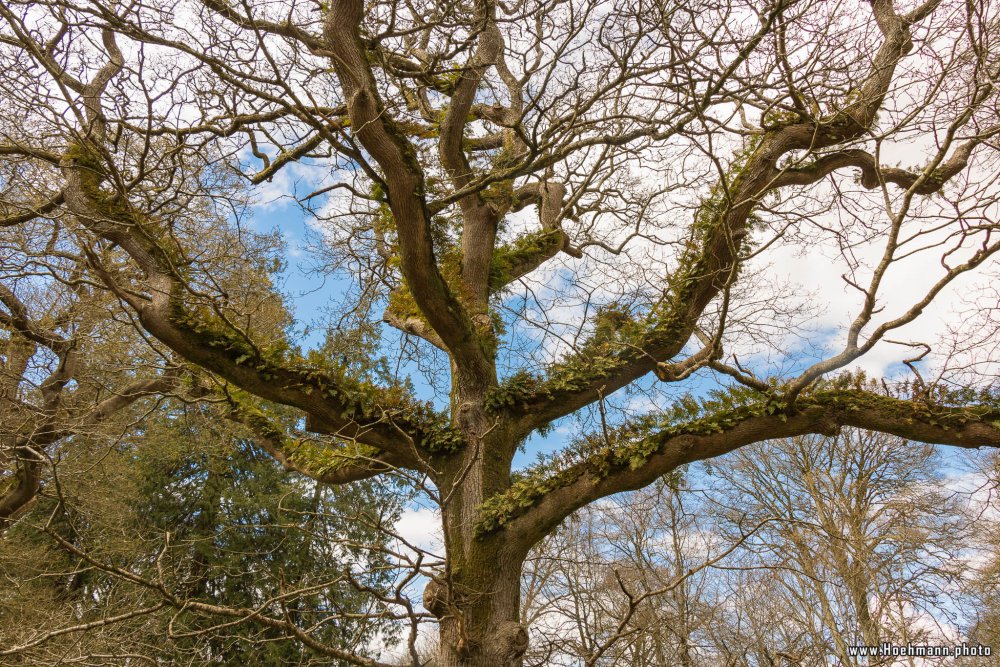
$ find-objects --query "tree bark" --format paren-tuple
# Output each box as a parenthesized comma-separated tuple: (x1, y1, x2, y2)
(428, 382, 530, 667)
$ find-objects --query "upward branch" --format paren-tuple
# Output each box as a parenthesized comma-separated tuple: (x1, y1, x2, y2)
(325, 0, 495, 385)
(497, 0, 969, 439)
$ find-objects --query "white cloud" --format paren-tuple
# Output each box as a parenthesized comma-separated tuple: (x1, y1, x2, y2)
(394, 506, 444, 557)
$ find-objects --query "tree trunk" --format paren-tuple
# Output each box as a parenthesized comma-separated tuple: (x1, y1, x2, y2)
(428, 380, 530, 667)
(430, 559, 528, 667)
(428, 492, 530, 667)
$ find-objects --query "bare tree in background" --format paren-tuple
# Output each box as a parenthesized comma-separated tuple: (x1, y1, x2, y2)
(966, 451, 1000, 666)
(521, 429, 976, 666)
(709, 429, 972, 666)
(1, 0, 999, 664)
(522, 474, 723, 666)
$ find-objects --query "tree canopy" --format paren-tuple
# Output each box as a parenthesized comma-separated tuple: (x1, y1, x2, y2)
(1, 0, 999, 664)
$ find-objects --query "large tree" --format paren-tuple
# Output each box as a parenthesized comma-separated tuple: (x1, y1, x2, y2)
(1, 0, 999, 664)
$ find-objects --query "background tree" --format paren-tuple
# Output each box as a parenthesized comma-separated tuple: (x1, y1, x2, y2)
(521, 429, 983, 666)
(0, 398, 409, 665)
(708, 429, 972, 666)
(1, 0, 999, 664)
(522, 474, 723, 667)
(966, 450, 1000, 666)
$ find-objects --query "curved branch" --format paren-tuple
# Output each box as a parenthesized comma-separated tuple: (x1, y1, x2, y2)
(57, 147, 459, 463)
(771, 131, 997, 192)
(489, 389, 1000, 552)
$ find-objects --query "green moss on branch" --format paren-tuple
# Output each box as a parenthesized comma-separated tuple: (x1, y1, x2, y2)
(170, 308, 464, 453)
(475, 380, 1000, 536)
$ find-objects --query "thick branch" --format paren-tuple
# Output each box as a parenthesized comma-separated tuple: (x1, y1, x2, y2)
(324, 0, 493, 381)
(500, 0, 950, 437)
(382, 306, 447, 351)
(0, 285, 72, 353)
(228, 398, 421, 484)
(491, 181, 582, 290)
(125, 288, 460, 460)
(771, 136, 993, 192)
(437, 8, 503, 307)
(59, 154, 458, 462)
(489, 180, 583, 291)
(0, 191, 64, 227)
(199, 0, 326, 53)
(489, 389, 1000, 551)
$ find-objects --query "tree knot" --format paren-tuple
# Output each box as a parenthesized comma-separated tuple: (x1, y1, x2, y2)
(488, 620, 529, 661)
(422, 578, 449, 618)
